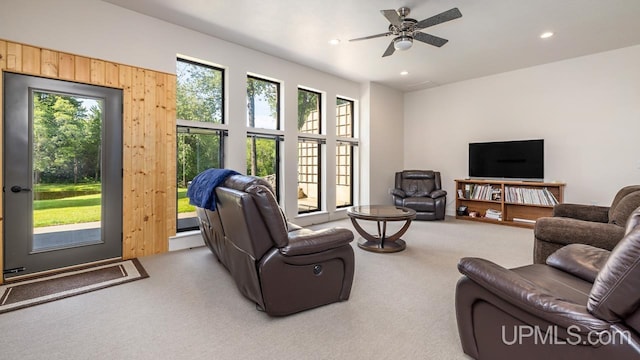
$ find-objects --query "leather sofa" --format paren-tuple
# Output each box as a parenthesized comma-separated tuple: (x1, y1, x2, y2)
(194, 174, 355, 316)
(455, 206, 640, 359)
(534, 185, 640, 263)
(391, 170, 447, 220)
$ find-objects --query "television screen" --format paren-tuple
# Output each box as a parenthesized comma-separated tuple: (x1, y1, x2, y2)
(469, 139, 544, 180)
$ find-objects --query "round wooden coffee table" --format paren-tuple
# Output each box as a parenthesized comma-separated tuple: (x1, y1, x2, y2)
(346, 205, 417, 253)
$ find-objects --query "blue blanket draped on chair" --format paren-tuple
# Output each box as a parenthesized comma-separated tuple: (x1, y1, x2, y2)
(187, 168, 240, 211)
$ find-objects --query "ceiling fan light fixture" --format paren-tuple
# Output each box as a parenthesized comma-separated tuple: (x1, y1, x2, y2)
(394, 36, 413, 51)
(349, 7, 462, 57)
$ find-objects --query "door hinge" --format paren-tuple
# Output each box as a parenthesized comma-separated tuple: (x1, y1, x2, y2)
(3, 267, 26, 275)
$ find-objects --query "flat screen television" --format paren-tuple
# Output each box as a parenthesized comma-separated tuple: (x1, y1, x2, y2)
(469, 139, 544, 181)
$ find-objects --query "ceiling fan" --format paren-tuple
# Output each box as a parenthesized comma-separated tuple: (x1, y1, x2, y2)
(349, 7, 462, 57)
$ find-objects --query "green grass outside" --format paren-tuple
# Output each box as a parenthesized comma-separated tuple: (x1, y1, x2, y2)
(177, 187, 196, 213)
(34, 193, 102, 227)
(34, 183, 102, 192)
(34, 184, 194, 228)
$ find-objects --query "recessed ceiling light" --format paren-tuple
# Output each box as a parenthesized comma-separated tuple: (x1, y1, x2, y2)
(328, 39, 340, 45)
(540, 32, 554, 39)
(400, 71, 409, 76)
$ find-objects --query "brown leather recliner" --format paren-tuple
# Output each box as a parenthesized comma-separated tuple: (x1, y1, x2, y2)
(195, 174, 355, 316)
(534, 185, 640, 263)
(391, 170, 447, 220)
(455, 206, 640, 359)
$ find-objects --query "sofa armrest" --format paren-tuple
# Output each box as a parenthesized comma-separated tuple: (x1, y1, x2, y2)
(458, 257, 610, 333)
(535, 217, 625, 251)
(429, 189, 447, 199)
(286, 221, 303, 232)
(280, 227, 354, 256)
(391, 188, 406, 198)
(546, 244, 610, 283)
(553, 203, 609, 223)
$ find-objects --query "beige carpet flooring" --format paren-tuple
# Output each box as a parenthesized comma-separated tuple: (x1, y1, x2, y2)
(0, 217, 533, 359)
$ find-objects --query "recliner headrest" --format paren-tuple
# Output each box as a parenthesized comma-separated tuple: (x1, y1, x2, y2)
(626, 206, 640, 235)
(402, 170, 435, 180)
(588, 206, 640, 321)
(245, 184, 289, 248)
(609, 191, 640, 226)
(609, 185, 640, 214)
(223, 174, 275, 194)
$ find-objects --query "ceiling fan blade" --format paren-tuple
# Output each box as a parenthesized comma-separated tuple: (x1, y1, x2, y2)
(349, 32, 392, 42)
(382, 41, 396, 57)
(381, 9, 402, 27)
(414, 32, 449, 47)
(415, 7, 462, 30)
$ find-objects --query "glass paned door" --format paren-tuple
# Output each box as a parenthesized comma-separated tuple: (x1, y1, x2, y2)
(3, 73, 122, 279)
(32, 92, 103, 252)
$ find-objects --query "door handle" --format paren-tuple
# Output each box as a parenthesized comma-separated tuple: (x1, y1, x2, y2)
(10, 185, 31, 193)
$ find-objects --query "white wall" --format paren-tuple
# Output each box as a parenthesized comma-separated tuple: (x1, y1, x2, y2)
(359, 83, 372, 205)
(368, 83, 405, 204)
(404, 45, 640, 215)
(357, 81, 404, 206)
(0, 0, 367, 225)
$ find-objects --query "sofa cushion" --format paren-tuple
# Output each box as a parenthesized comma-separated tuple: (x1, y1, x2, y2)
(546, 244, 610, 283)
(609, 191, 640, 226)
(404, 179, 433, 197)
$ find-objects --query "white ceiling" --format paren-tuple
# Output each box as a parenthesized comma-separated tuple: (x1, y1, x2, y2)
(102, 0, 640, 91)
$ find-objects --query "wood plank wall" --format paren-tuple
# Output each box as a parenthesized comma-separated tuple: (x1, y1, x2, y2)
(0, 39, 177, 282)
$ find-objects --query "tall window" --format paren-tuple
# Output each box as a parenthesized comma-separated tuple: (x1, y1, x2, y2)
(247, 76, 279, 130)
(176, 58, 225, 231)
(297, 89, 322, 213)
(336, 98, 356, 208)
(246, 76, 281, 198)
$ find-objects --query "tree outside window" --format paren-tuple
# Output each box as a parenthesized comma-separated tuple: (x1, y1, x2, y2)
(176, 58, 225, 231)
(246, 76, 281, 197)
(31, 92, 104, 229)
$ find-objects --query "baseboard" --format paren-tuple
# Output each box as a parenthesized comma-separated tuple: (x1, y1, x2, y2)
(169, 230, 204, 251)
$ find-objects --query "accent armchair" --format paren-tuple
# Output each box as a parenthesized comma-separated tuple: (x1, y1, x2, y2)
(455, 206, 640, 359)
(391, 170, 447, 220)
(533, 185, 640, 263)
(194, 174, 355, 316)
